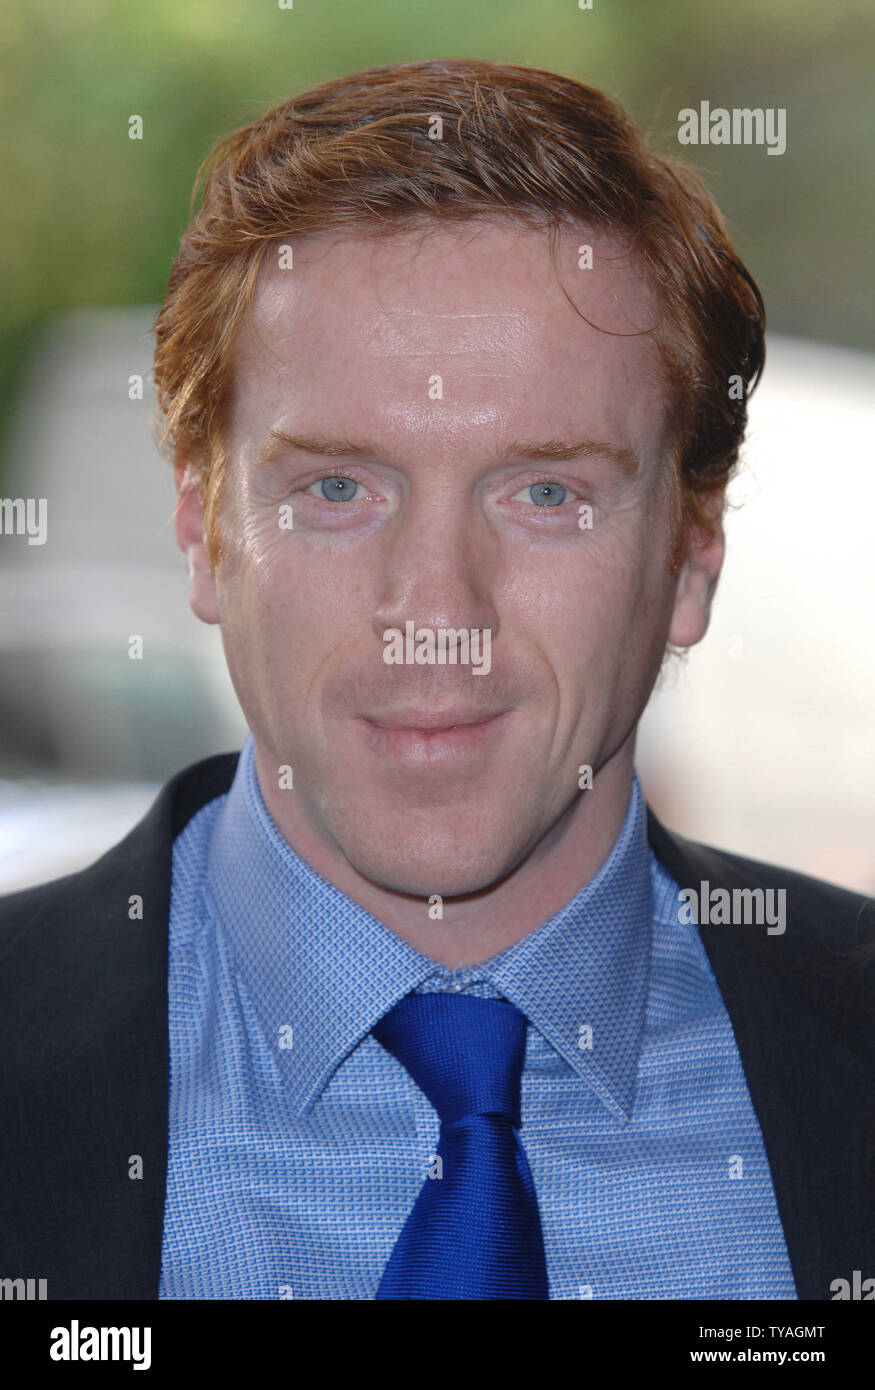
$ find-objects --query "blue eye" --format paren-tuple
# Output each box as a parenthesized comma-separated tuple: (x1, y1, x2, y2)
(525, 482, 567, 507)
(310, 476, 360, 502)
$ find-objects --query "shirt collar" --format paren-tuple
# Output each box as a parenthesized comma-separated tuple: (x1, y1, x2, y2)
(208, 736, 652, 1123)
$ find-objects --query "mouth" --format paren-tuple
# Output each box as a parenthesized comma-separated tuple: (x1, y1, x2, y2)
(355, 709, 512, 764)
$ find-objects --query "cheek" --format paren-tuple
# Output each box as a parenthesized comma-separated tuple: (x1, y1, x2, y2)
(525, 534, 673, 701)
(498, 552, 632, 732)
(509, 528, 647, 639)
(217, 533, 372, 700)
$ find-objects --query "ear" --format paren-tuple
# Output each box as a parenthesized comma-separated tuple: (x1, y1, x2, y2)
(174, 455, 220, 626)
(667, 492, 726, 648)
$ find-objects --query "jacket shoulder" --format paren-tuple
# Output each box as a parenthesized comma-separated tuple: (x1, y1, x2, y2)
(647, 809, 875, 951)
(648, 807, 875, 1065)
(0, 750, 239, 1297)
(647, 810, 875, 1297)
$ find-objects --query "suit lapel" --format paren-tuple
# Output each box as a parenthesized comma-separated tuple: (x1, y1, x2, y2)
(0, 752, 239, 1298)
(646, 809, 875, 1301)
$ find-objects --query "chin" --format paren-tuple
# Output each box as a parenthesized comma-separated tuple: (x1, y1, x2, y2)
(341, 821, 522, 900)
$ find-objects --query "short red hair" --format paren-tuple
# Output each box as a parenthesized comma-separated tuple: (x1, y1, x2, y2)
(153, 58, 765, 569)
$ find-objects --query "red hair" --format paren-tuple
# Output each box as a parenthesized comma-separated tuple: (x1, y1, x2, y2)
(153, 58, 765, 569)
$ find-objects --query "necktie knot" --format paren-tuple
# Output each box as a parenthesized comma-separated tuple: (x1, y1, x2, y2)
(372, 991, 528, 1128)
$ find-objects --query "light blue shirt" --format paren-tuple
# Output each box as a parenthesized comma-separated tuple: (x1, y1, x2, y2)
(158, 735, 797, 1299)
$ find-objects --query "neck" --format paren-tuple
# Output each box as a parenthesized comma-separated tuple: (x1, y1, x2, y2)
(253, 738, 636, 969)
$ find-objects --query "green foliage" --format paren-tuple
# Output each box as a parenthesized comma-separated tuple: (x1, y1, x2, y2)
(1, 0, 872, 470)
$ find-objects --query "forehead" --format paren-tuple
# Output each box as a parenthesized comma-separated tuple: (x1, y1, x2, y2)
(228, 219, 669, 465)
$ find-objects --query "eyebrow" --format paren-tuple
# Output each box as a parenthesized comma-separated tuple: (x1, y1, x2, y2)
(258, 429, 640, 476)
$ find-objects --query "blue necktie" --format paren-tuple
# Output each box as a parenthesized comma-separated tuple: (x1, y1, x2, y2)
(372, 992, 549, 1299)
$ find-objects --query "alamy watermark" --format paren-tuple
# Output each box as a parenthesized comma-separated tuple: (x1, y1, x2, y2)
(382, 621, 491, 675)
(0, 496, 47, 545)
(677, 880, 787, 935)
(0, 1275, 47, 1299)
(50, 1320, 151, 1371)
(830, 1270, 875, 1300)
(678, 102, 787, 156)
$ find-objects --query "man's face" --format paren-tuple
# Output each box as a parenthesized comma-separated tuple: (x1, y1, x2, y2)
(178, 219, 721, 897)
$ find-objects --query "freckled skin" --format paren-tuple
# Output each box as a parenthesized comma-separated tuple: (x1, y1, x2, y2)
(175, 220, 724, 966)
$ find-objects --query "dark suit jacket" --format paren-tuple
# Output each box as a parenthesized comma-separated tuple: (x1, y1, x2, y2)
(1, 751, 873, 1300)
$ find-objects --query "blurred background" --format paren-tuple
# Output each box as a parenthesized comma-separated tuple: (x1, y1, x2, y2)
(0, 0, 872, 893)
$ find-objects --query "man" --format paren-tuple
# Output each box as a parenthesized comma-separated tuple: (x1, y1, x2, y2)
(1, 58, 872, 1302)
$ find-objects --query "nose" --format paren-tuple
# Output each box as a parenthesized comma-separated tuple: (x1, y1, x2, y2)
(371, 487, 500, 652)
